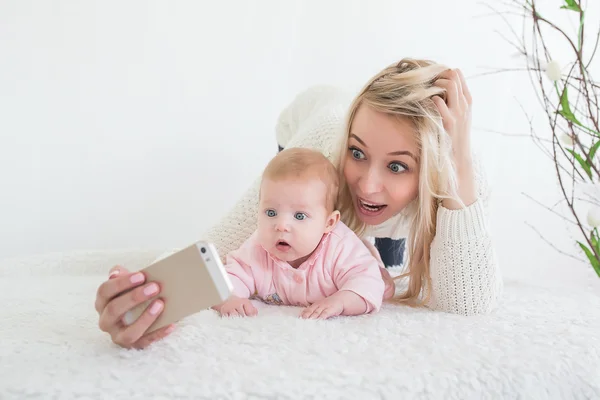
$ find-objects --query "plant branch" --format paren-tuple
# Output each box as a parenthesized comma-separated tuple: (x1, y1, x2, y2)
(586, 26, 600, 68)
(524, 221, 587, 263)
(533, 7, 600, 135)
(522, 192, 578, 226)
(485, 0, 600, 271)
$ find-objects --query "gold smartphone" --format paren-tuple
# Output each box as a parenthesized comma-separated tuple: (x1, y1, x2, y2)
(123, 241, 233, 334)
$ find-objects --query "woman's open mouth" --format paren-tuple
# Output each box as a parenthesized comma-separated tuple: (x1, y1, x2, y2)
(276, 240, 291, 252)
(357, 198, 387, 217)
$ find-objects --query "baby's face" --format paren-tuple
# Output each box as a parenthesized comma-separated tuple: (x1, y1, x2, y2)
(257, 177, 337, 267)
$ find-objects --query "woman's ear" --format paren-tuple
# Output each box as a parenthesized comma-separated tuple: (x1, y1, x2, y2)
(325, 210, 341, 233)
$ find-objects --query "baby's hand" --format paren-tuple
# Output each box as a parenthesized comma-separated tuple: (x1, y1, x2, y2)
(300, 295, 345, 320)
(301, 291, 368, 319)
(212, 296, 258, 317)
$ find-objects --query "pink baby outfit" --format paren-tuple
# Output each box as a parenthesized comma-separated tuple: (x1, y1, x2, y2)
(224, 221, 385, 313)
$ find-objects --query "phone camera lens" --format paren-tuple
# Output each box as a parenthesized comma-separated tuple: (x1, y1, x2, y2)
(201, 247, 206, 254)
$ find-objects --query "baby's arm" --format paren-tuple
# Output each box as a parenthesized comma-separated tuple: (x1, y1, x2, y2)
(213, 258, 258, 317)
(331, 237, 386, 314)
(335, 290, 370, 315)
(301, 234, 385, 319)
(213, 295, 257, 317)
(300, 289, 367, 319)
(212, 235, 262, 317)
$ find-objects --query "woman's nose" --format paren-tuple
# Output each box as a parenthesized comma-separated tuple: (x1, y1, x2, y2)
(358, 167, 383, 195)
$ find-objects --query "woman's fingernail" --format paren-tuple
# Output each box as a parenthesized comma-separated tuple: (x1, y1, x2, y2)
(149, 301, 163, 315)
(130, 273, 144, 284)
(144, 283, 159, 296)
(165, 325, 175, 334)
(109, 270, 120, 279)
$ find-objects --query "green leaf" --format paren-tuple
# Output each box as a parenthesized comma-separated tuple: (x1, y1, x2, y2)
(566, 148, 593, 179)
(590, 140, 600, 163)
(578, 241, 600, 277)
(561, 0, 581, 12)
(578, 11, 585, 51)
(558, 109, 581, 126)
(558, 86, 583, 126)
(592, 229, 600, 255)
(557, 86, 598, 137)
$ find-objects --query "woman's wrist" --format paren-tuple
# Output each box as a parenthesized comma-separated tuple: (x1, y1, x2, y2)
(442, 152, 477, 210)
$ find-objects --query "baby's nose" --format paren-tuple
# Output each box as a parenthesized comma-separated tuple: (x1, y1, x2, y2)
(275, 220, 290, 232)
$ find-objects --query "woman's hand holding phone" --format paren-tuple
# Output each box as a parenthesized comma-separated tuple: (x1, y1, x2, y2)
(95, 265, 176, 349)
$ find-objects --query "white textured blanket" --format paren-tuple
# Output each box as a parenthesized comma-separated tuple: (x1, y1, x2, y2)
(1, 249, 600, 399)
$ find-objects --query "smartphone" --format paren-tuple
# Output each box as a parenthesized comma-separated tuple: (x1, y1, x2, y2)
(123, 241, 233, 334)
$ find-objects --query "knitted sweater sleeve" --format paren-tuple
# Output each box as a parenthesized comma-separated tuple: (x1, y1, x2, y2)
(426, 155, 503, 315)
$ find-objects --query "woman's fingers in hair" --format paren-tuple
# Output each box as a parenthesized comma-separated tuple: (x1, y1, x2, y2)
(433, 78, 459, 109)
(435, 69, 469, 109)
(455, 69, 472, 105)
(432, 95, 454, 133)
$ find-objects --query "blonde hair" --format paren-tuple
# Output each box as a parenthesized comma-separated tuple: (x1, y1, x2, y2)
(262, 147, 340, 212)
(336, 58, 463, 306)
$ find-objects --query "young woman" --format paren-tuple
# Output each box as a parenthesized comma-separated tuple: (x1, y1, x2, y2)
(95, 58, 502, 349)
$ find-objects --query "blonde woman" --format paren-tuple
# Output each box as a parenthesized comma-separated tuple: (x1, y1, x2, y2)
(95, 58, 502, 349)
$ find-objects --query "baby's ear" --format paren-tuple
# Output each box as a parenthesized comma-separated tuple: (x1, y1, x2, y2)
(325, 210, 340, 233)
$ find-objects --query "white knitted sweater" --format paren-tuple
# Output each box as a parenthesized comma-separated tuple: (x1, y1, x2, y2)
(203, 86, 502, 316)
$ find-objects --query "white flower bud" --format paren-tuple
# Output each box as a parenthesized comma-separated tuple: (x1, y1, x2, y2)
(588, 207, 600, 228)
(545, 60, 562, 81)
(559, 133, 574, 147)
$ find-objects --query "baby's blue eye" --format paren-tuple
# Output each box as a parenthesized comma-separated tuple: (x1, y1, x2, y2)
(295, 212, 307, 220)
(389, 162, 406, 173)
(266, 209, 277, 217)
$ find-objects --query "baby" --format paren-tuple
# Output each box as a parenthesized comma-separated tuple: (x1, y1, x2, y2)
(212, 147, 385, 320)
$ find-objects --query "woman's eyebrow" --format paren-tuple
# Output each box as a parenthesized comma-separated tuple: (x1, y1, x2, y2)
(388, 150, 417, 161)
(350, 134, 367, 147)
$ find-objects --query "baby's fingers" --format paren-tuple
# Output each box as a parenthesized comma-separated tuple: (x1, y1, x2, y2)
(235, 304, 248, 317)
(317, 307, 335, 320)
(300, 304, 318, 319)
(243, 302, 258, 317)
(304, 304, 325, 319)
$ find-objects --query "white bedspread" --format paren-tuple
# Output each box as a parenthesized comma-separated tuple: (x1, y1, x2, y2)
(1, 249, 599, 399)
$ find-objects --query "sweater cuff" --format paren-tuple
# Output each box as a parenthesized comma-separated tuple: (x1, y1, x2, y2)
(436, 199, 488, 242)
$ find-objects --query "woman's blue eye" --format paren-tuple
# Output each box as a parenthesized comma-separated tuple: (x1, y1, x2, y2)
(350, 147, 365, 160)
(295, 212, 307, 220)
(389, 162, 406, 173)
(266, 209, 277, 217)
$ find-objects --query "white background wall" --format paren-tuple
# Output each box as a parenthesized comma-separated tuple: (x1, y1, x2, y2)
(1, 0, 598, 284)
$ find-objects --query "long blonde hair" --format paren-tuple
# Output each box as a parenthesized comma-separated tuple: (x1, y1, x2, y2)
(335, 58, 463, 306)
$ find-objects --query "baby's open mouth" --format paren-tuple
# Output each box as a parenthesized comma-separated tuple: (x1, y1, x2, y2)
(276, 240, 291, 252)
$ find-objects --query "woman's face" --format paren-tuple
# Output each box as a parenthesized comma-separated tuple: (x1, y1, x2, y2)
(342, 104, 420, 226)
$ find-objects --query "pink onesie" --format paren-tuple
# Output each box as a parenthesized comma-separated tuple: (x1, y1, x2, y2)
(224, 221, 385, 313)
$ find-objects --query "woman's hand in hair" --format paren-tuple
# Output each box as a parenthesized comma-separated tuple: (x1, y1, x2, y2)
(432, 68, 477, 208)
